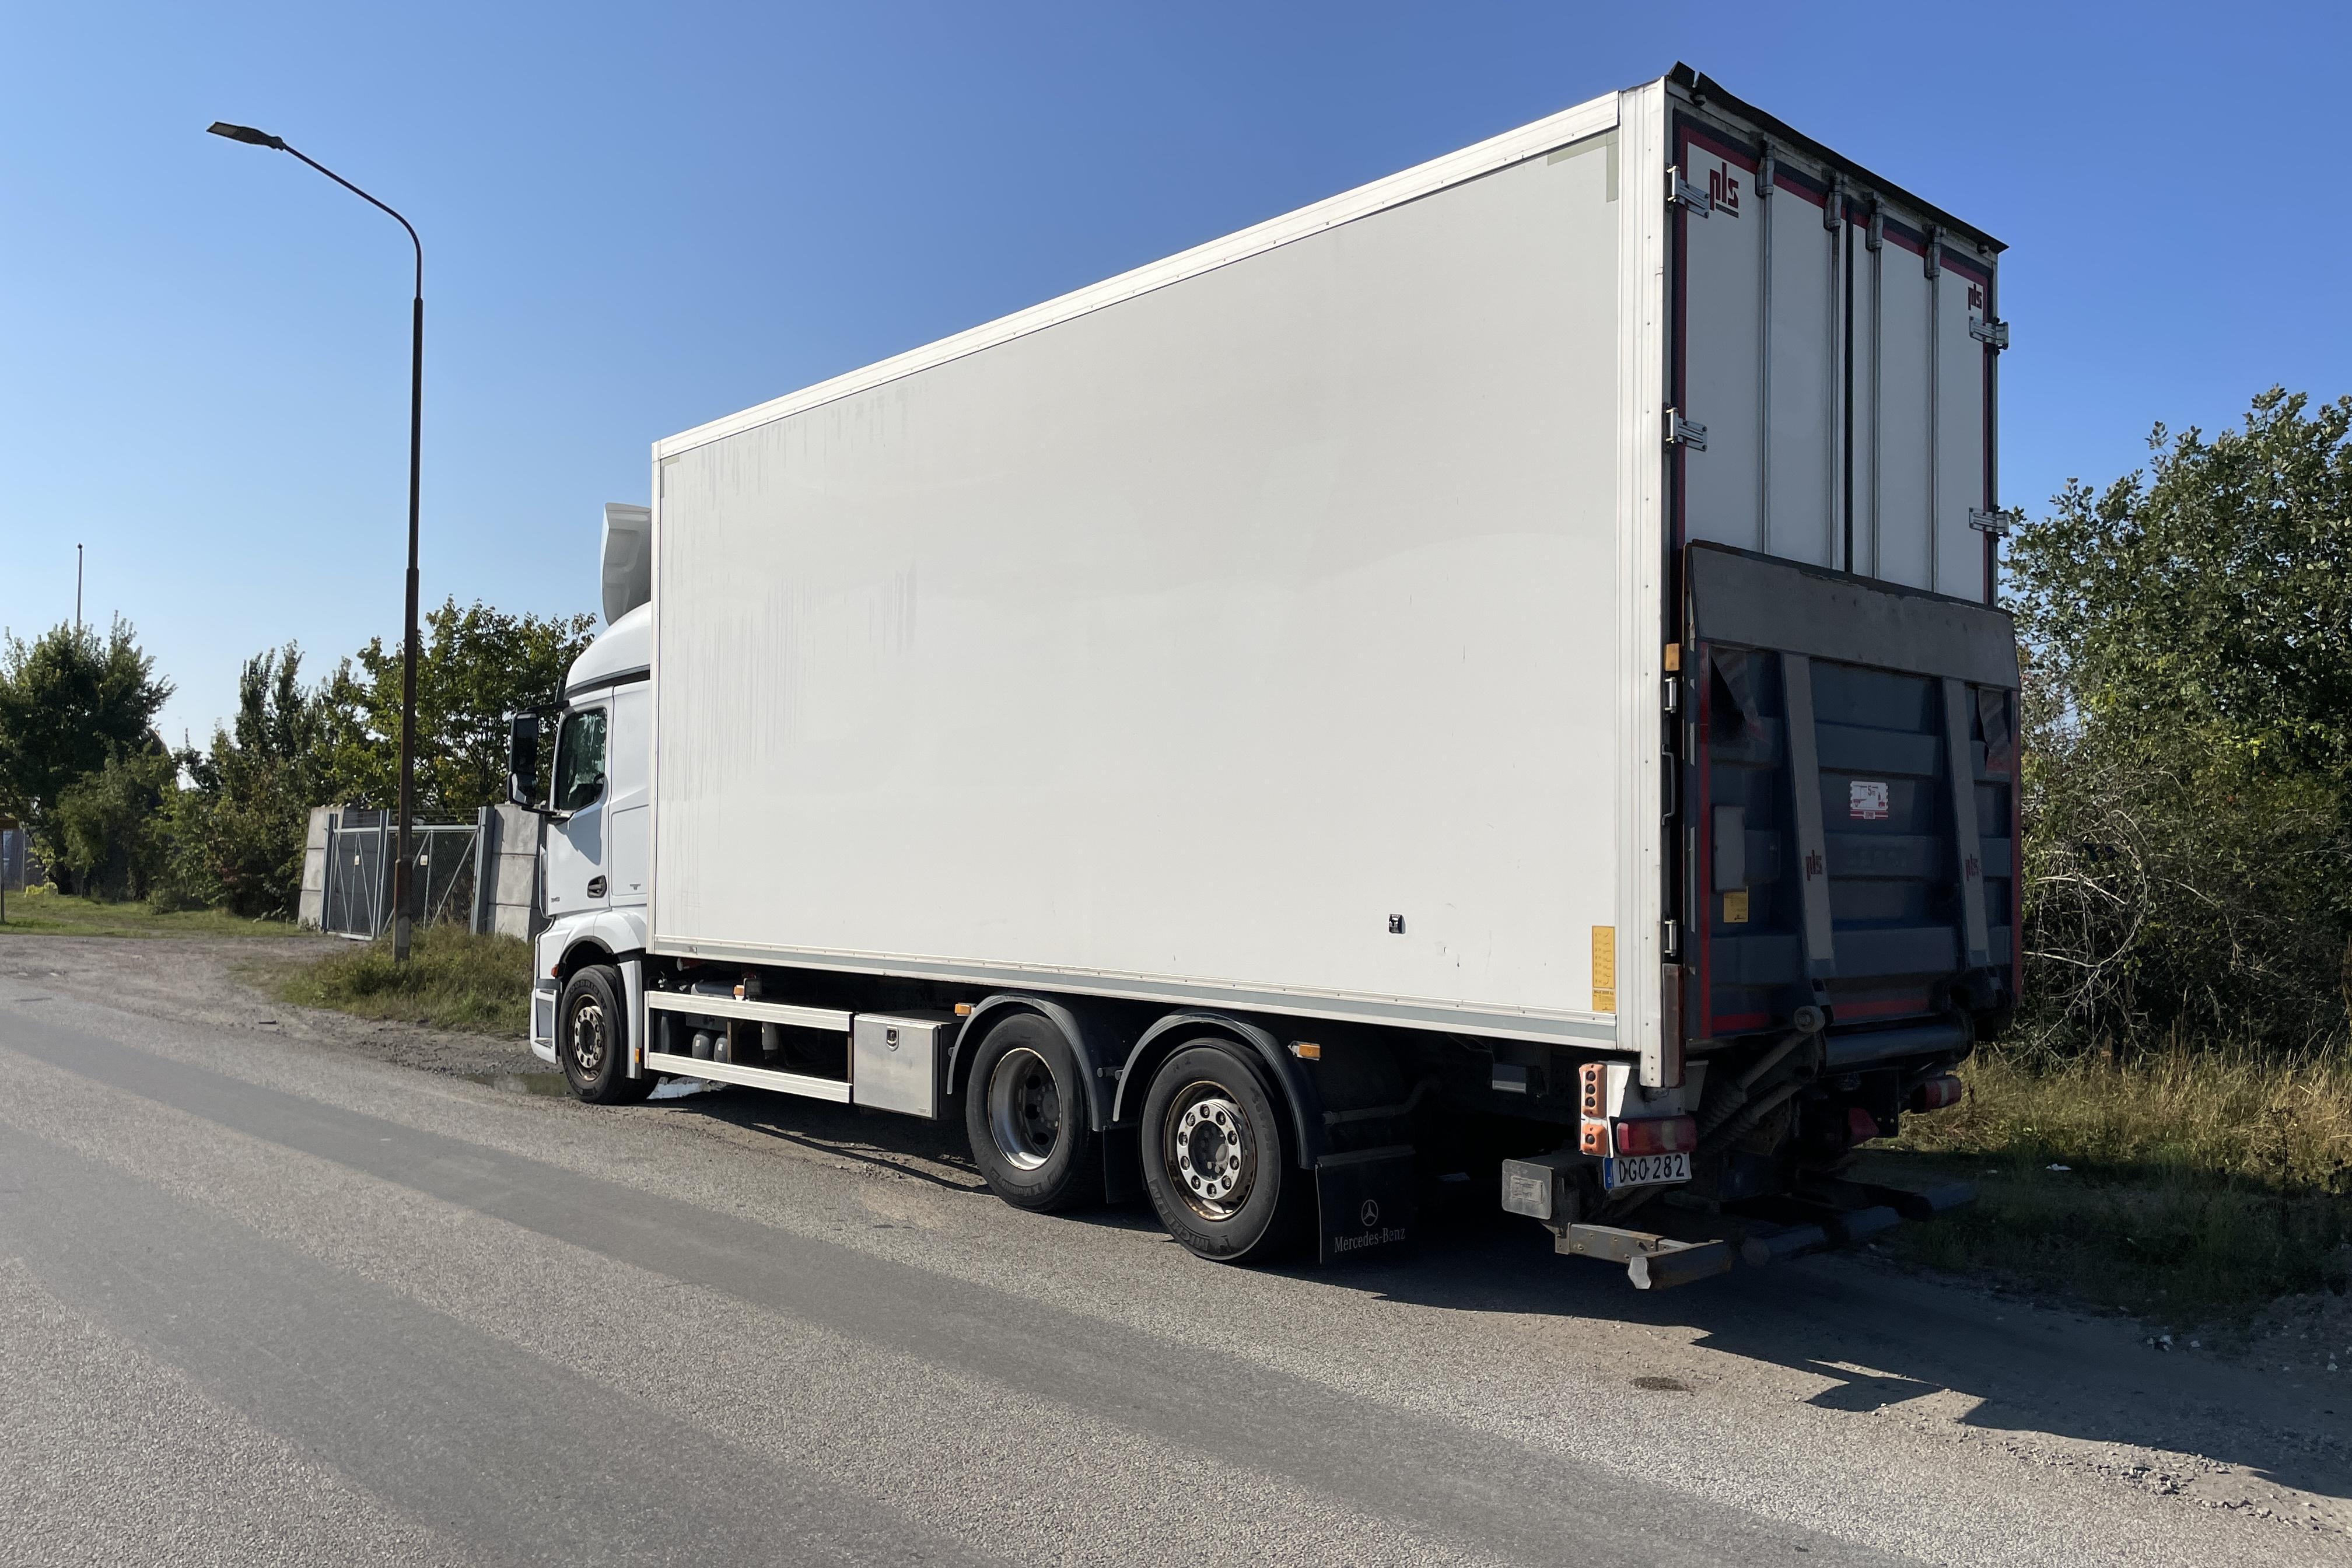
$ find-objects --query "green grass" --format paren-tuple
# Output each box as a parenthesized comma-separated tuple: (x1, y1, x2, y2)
(269, 923, 532, 1035)
(1858, 1040, 2352, 1324)
(0, 886, 293, 938)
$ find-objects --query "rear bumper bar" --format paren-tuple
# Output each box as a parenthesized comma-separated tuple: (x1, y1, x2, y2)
(1550, 1177, 1976, 1289)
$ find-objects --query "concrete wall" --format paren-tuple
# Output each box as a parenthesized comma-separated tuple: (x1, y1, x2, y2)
(296, 806, 332, 930)
(481, 804, 543, 942)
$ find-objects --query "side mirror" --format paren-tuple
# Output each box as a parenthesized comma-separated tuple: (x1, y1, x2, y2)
(506, 713, 540, 806)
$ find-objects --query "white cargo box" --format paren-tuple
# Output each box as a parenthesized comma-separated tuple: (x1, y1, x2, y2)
(645, 65, 2008, 1073)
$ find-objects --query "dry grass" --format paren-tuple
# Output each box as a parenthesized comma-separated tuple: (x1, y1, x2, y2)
(1859, 1040, 2352, 1323)
(270, 923, 531, 1036)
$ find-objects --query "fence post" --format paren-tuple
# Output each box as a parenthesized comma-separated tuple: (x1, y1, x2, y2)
(471, 806, 496, 935)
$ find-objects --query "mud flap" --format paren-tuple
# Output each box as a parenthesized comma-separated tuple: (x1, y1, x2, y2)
(1101, 1125, 1142, 1205)
(1314, 1144, 1415, 1264)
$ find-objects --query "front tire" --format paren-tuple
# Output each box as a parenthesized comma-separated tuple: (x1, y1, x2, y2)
(1140, 1041, 1307, 1263)
(963, 1013, 1101, 1211)
(557, 965, 650, 1104)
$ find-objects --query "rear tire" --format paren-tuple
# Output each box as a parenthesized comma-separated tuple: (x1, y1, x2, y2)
(557, 965, 650, 1104)
(963, 1013, 1101, 1212)
(1140, 1041, 1308, 1263)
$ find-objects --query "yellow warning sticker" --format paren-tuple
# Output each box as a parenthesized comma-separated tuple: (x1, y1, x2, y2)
(1724, 888, 1749, 924)
(1591, 925, 1616, 1014)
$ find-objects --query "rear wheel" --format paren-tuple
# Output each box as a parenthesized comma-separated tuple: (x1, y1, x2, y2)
(1140, 1041, 1307, 1263)
(558, 965, 650, 1104)
(963, 1013, 1101, 1211)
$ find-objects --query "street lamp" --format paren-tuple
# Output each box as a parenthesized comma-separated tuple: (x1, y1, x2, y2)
(208, 121, 426, 963)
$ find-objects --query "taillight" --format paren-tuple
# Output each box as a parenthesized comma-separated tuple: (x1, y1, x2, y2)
(1613, 1115, 1696, 1156)
(1909, 1074, 1963, 1112)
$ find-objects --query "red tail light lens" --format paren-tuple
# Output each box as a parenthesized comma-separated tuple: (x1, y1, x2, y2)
(1613, 1115, 1696, 1156)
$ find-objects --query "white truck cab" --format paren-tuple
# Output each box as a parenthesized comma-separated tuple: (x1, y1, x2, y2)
(528, 506, 653, 1066)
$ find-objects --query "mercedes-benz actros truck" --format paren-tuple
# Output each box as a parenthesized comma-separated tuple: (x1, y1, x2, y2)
(519, 65, 2015, 1288)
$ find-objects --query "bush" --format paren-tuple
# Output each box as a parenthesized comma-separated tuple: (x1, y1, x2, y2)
(50, 745, 180, 902)
(2008, 389, 2352, 1056)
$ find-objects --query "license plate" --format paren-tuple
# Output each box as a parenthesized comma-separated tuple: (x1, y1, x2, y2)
(1602, 1152, 1691, 1191)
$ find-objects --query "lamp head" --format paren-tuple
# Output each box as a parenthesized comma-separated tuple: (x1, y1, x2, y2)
(206, 122, 286, 150)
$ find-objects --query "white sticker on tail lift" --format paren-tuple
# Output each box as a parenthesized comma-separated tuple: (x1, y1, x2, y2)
(1849, 780, 1889, 821)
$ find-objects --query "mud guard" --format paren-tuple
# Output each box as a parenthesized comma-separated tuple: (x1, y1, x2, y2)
(1315, 1145, 1415, 1264)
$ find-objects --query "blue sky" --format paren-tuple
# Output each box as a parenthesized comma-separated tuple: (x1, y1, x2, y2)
(5, 1, 2347, 747)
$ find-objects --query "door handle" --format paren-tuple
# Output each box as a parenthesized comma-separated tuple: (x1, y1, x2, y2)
(587, 876, 606, 898)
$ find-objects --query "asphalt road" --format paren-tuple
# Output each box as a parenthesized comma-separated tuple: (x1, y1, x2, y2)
(2, 939, 2347, 1567)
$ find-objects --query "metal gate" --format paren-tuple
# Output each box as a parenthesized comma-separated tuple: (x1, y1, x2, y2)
(319, 810, 481, 939)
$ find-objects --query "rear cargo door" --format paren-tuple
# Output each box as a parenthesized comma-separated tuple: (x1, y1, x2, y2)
(1670, 108, 2005, 603)
(1683, 546, 2020, 1042)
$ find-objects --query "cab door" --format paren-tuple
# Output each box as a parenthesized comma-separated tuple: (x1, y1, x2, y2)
(542, 705, 611, 917)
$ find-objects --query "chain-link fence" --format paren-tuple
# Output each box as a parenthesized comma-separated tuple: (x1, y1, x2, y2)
(318, 810, 482, 939)
(0, 827, 31, 895)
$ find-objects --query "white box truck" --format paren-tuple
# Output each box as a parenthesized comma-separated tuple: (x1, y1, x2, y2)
(520, 65, 2015, 1287)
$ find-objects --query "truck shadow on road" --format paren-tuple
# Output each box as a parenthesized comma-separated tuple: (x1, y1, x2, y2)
(1345, 1202, 2351, 1504)
(628, 1083, 2347, 1504)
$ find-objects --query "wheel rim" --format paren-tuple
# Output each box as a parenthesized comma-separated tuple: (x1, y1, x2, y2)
(1161, 1080, 1256, 1221)
(985, 1046, 1062, 1171)
(567, 996, 607, 1076)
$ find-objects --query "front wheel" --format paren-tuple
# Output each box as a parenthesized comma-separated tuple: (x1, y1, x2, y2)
(557, 965, 650, 1104)
(963, 1013, 1101, 1212)
(1140, 1041, 1307, 1263)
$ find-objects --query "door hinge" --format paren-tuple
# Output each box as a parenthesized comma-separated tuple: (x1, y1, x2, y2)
(1665, 410, 1708, 450)
(1667, 166, 1713, 216)
(1969, 317, 2010, 349)
(1824, 174, 1847, 232)
(1968, 508, 2020, 537)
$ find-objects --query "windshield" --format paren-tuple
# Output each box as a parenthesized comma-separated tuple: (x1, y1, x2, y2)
(552, 708, 608, 812)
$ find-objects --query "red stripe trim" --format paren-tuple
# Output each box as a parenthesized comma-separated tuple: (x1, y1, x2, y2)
(1681, 124, 1756, 172)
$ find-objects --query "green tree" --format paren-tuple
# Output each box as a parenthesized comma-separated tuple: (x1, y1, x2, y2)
(313, 598, 596, 815)
(2007, 388, 2352, 1053)
(0, 618, 173, 890)
(172, 646, 324, 918)
(51, 742, 182, 901)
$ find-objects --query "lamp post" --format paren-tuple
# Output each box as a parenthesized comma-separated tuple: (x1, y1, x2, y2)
(209, 121, 425, 962)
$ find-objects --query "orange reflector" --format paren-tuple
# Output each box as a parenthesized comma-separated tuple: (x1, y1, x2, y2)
(1289, 1041, 1322, 1060)
(733, 984, 746, 999)
(548, 965, 560, 978)
(953, 1002, 972, 1016)
(1578, 1062, 1605, 1118)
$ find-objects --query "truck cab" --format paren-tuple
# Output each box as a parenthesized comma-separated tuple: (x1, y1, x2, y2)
(528, 506, 653, 1066)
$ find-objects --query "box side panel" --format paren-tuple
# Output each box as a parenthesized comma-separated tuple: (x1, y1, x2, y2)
(653, 141, 1622, 1026)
